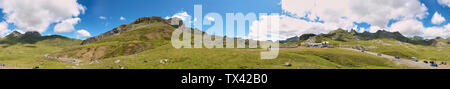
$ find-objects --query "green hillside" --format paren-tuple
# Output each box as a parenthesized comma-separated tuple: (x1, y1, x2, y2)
(64, 44, 408, 69)
(49, 17, 176, 61)
(292, 28, 450, 61)
(1, 17, 433, 69)
(36, 17, 408, 69)
(0, 33, 82, 68)
(330, 38, 450, 61)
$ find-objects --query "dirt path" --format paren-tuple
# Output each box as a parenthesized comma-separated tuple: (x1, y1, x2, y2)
(44, 54, 83, 63)
(342, 48, 450, 69)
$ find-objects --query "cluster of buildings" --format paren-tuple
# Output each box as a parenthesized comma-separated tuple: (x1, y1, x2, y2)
(304, 41, 334, 48)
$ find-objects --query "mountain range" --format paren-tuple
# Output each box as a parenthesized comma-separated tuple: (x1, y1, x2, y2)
(281, 28, 449, 46)
(0, 16, 449, 69)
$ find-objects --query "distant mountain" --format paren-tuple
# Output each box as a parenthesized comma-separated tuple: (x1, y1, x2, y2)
(279, 36, 299, 44)
(290, 28, 444, 46)
(0, 31, 73, 45)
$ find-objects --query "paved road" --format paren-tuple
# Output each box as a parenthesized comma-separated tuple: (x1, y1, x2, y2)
(342, 48, 450, 69)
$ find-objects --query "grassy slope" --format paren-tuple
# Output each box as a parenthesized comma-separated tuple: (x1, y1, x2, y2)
(50, 22, 173, 60)
(77, 44, 407, 69)
(0, 38, 82, 68)
(327, 38, 450, 61)
(1, 23, 419, 69)
(0, 36, 408, 69)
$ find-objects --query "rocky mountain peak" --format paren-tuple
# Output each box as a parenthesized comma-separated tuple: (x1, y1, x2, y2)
(6, 30, 24, 38)
(23, 31, 42, 37)
(81, 16, 184, 45)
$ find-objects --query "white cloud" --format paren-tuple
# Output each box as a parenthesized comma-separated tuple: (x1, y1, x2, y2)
(0, 0, 85, 33)
(423, 27, 450, 38)
(120, 16, 126, 20)
(99, 16, 107, 20)
(445, 23, 450, 30)
(166, 12, 191, 21)
(390, 19, 424, 36)
(368, 26, 382, 33)
(431, 12, 446, 25)
(206, 16, 215, 21)
(76, 29, 91, 37)
(54, 18, 80, 33)
(438, 0, 450, 7)
(270, 0, 450, 39)
(390, 19, 450, 38)
(166, 11, 192, 27)
(249, 15, 340, 41)
(0, 21, 10, 37)
(281, 0, 428, 28)
(358, 28, 366, 33)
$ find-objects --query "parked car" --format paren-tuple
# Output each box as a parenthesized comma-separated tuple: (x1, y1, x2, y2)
(411, 57, 418, 62)
(430, 61, 435, 64)
(33, 66, 40, 69)
(377, 53, 382, 56)
(441, 62, 447, 65)
(0, 63, 5, 67)
(431, 63, 438, 67)
(395, 56, 400, 60)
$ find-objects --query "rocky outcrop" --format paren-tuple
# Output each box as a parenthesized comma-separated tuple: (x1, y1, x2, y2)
(299, 34, 316, 40)
(81, 16, 184, 45)
(5, 31, 24, 39)
(80, 24, 128, 45)
(23, 31, 41, 37)
(373, 30, 410, 42)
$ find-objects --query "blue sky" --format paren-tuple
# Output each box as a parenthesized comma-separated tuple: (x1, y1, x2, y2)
(73, 0, 282, 39)
(0, 0, 449, 40)
(420, 0, 450, 27)
(0, 0, 282, 39)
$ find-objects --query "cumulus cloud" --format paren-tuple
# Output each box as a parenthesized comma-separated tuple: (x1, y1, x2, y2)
(99, 16, 107, 20)
(0, 21, 10, 37)
(76, 29, 91, 37)
(54, 18, 80, 33)
(389, 19, 450, 38)
(206, 16, 215, 21)
(165, 12, 191, 21)
(390, 19, 424, 36)
(445, 23, 450, 30)
(165, 11, 193, 27)
(368, 26, 383, 33)
(423, 27, 450, 38)
(120, 16, 126, 20)
(281, 0, 428, 28)
(438, 0, 450, 7)
(358, 28, 366, 33)
(249, 0, 450, 40)
(431, 12, 446, 25)
(249, 15, 341, 41)
(0, 0, 86, 33)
